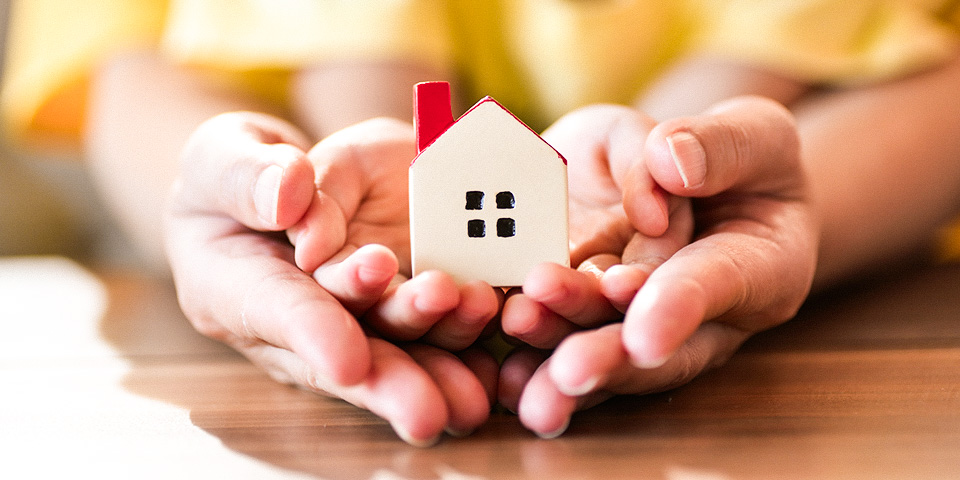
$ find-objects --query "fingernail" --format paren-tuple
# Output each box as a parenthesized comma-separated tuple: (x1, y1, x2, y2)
(254, 165, 284, 225)
(445, 426, 475, 438)
(535, 417, 570, 440)
(630, 351, 672, 370)
(357, 264, 389, 285)
(558, 375, 601, 397)
(394, 424, 442, 448)
(666, 131, 706, 189)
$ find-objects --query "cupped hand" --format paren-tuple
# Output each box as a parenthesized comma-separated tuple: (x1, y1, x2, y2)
(289, 117, 502, 350)
(500, 105, 693, 348)
(503, 97, 818, 437)
(166, 112, 495, 445)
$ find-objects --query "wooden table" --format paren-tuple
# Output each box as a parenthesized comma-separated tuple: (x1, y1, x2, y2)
(2, 256, 959, 479)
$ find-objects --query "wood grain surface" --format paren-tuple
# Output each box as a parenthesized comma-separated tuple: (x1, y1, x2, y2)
(2, 256, 958, 479)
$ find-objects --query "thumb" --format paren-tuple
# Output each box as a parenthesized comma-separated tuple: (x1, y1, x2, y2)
(177, 112, 316, 230)
(641, 96, 804, 199)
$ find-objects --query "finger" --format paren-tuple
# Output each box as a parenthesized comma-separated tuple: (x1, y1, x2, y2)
(599, 264, 648, 312)
(406, 345, 492, 437)
(287, 190, 349, 273)
(166, 217, 372, 387)
(541, 104, 657, 194)
(515, 322, 747, 437)
(575, 253, 621, 277)
(311, 339, 451, 447)
(637, 95, 804, 199)
(608, 322, 748, 393)
(542, 105, 668, 237)
(512, 326, 628, 437)
(547, 324, 628, 397)
(603, 200, 694, 311)
(621, 97, 814, 367)
(307, 117, 416, 212)
(219, 322, 452, 447)
(622, 221, 815, 368)
(574, 253, 643, 313)
(621, 194, 693, 266)
(498, 347, 549, 414)
(548, 321, 736, 399)
(516, 358, 577, 438)
(311, 244, 400, 315)
(365, 271, 461, 341)
(458, 346, 501, 407)
(622, 257, 711, 369)
(291, 118, 415, 274)
(501, 292, 579, 349)
(178, 112, 316, 230)
(507, 366, 568, 441)
(521, 263, 620, 328)
(422, 281, 501, 351)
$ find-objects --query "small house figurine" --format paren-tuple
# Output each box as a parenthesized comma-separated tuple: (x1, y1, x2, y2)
(409, 81, 569, 287)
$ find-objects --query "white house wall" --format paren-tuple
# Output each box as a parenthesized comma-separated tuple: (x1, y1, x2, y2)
(410, 100, 569, 287)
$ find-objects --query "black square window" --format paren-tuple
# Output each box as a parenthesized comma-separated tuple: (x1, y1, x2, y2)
(468, 219, 486, 238)
(497, 218, 516, 237)
(465, 191, 484, 210)
(496, 191, 515, 209)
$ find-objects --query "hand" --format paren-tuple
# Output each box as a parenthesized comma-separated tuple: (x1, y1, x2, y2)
(165, 113, 496, 445)
(502, 97, 818, 437)
(500, 104, 693, 349)
(289, 118, 502, 351)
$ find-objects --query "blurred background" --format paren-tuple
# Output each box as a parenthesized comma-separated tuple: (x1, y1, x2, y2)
(0, 0, 136, 266)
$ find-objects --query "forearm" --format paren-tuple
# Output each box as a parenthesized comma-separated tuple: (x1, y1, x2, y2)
(796, 52, 960, 290)
(84, 50, 283, 270)
(635, 55, 809, 119)
(290, 61, 453, 140)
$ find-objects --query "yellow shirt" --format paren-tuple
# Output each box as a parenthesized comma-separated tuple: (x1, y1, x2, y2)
(4, 0, 959, 145)
(5, 0, 960, 258)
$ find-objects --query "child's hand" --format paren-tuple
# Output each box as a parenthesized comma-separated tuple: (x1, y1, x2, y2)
(288, 118, 502, 351)
(500, 105, 693, 348)
(165, 113, 495, 445)
(502, 97, 818, 437)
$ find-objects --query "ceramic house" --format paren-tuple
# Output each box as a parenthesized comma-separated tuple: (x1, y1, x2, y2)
(409, 82, 569, 287)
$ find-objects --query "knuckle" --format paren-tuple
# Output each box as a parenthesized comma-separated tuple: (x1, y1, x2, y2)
(665, 346, 710, 388)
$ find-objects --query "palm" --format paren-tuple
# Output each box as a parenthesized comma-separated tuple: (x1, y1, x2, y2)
(542, 106, 692, 274)
(566, 164, 636, 268)
(294, 118, 501, 349)
(292, 118, 416, 276)
(498, 106, 695, 353)
(324, 121, 416, 275)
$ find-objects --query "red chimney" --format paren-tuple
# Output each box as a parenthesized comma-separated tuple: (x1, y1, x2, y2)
(414, 82, 455, 153)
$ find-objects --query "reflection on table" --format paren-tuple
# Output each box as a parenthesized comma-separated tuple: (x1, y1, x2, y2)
(2, 256, 958, 479)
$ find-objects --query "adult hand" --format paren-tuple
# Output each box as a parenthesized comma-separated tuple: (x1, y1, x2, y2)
(502, 97, 818, 437)
(165, 113, 495, 445)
